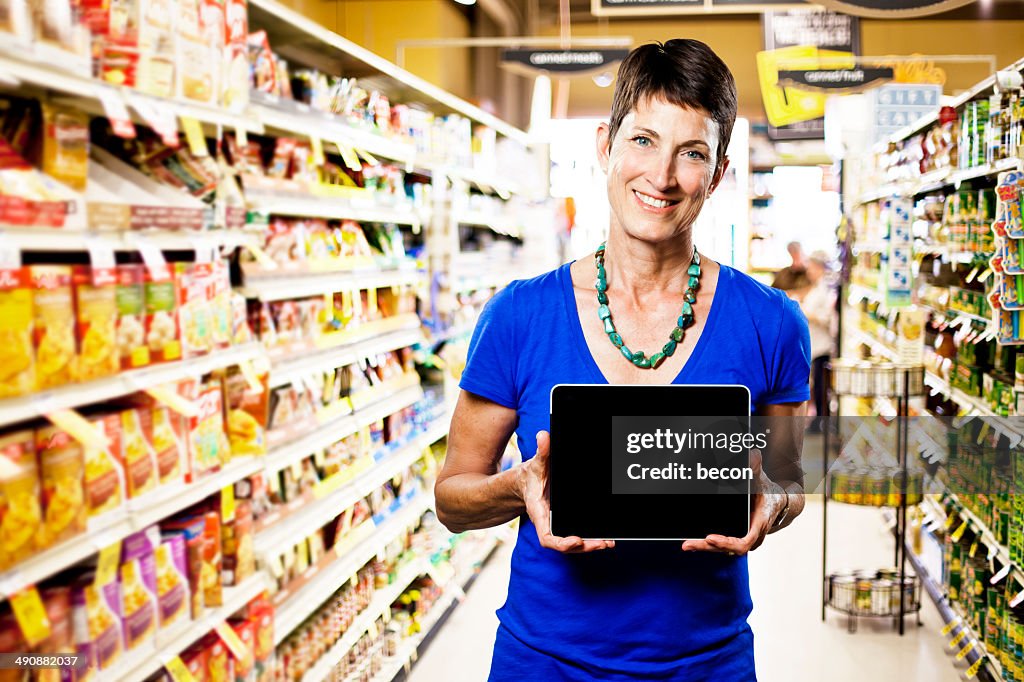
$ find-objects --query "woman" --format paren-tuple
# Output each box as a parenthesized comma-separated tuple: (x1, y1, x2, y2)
(797, 252, 835, 431)
(435, 39, 810, 681)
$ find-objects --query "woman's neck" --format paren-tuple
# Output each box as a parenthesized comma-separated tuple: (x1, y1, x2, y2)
(603, 231, 695, 303)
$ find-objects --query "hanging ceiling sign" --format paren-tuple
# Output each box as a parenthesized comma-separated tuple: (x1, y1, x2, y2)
(777, 66, 894, 92)
(592, 0, 803, 18)
(500, 49, 630, 76)
(815, 0, 974, 18)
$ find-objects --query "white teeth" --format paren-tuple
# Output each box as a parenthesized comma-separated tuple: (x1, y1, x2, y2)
(634, 191, 672, 208)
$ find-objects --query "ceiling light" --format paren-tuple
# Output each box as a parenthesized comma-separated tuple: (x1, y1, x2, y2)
(453, 0, 476, 5)
(592, 71, 614, 88)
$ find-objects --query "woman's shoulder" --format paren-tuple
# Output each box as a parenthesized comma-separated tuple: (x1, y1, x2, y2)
(719, 264, 796, 311)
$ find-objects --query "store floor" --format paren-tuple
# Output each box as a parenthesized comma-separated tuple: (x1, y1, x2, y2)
(411, 499, 960, 682)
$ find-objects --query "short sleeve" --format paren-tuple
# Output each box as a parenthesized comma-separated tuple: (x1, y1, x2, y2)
(458, 284, 519, 409)
(763, 297, 811, 405)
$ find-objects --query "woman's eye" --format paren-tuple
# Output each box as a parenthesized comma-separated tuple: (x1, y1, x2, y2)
(683, 150, 707, 161)
(632, 136, 652, 148)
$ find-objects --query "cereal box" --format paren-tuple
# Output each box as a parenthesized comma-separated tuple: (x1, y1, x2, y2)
(71, 572, 123, 672)
(31, 265, 76, 389)
(161, 517, 205, 618)
(83, 413, 125, 519)
(143, 405, 185, 485)
(222, 499, 253, 586)
(36, 426, 87, 548)
(0, 266, 34, 397)
(119, 408, 158, 498)
(175, 262, 213, 358)
(249, 593, 274, 676)
(41, 104, 89, 191)
(205, 634, 232, 682)
(120, 528, 158, 650)
(0, 429, 40, 570)
(183, 379, 229, 479)
(72, 265, 119, 382)
(36, 585, 74, 682)
(210, 260, 232, 350)
(154, 534, 190, 628)
(145, 265, 181, 363)
(223, 363, 268, 458)
(116, 264, 150, 370)
(181, 644, 210, 682)
(230, 618, 256, 681)
(201, 512, 222, 607)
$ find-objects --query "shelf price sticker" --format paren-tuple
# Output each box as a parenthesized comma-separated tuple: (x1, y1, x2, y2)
(944, 512, 958, 530)
(955, 640, 976, 661)
(10, 585, 51, 647)
(214, 622, 252, 667)
(244, 242, 278, 270)
(164, 655, 198, 682)
(221, 484, 236, 523)
(94, 539, 123, 587)
(144, 385, 199, 417)
(181, 117, 209, 157)
(969, 538, 979, 558)
(951, 520, 969, 543)
(238, 360, 265, 394)
(948, 629, 968, 649)
(990, 563, 1012, 585)
(95, 86, 136, 138)
(941, 617, 961, 636)
(236, 126, 248, 147)
(309, 136, 325, 166)
(356, 148, 380, 166)
(333, 140, 362, 172)
(966, 656, 984, 679)
(42, 408, 108, 449)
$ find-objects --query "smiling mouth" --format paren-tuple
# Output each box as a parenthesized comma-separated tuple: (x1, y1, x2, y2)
(633, 190, 680, 209)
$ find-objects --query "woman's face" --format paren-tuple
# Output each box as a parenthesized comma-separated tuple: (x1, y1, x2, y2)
(597, 96, 727, 245)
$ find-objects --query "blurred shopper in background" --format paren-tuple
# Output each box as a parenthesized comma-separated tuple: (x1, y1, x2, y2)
(798, 252, 834, 431)
(771, 241, 809, 292)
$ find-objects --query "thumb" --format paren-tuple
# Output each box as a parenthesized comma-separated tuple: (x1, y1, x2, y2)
(535, 431, 550, 461)
(749, 448, 763, 478)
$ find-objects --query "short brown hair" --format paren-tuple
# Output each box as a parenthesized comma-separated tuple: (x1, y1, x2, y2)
(608, 40, 738, 170)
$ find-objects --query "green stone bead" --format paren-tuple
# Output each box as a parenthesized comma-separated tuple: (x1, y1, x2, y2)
(688, 276, 699, 289)
(609, 332, 623, 347)
(604, 317, 616, 334)
(680, 314, 694, 328)
(595, 278, 608, 292)
(684, 290, 697, 304)
(596, 242, 606, 253)
(693, 251, 701, 265)
(671, 327, 684, 342)
(687, 263, 701, 276)
(597, 292, 608, 304)
(650, 352, 666, 369)
(598, 264, 606, 279)
(632, 351, 645, 362)
(598, 304, 611, 320)
(663, 340, 677, 356)
(680, 301, 692, 316)
(634, 357, 651, 369)
(620, 345, 633, 360)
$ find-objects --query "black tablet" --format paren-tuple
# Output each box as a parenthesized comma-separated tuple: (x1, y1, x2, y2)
(549, 384, 752, 541)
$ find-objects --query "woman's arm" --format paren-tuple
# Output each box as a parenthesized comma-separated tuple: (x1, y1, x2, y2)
(759, 400, 807, 533)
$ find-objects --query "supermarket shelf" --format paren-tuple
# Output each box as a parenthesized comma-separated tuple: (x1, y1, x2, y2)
(922, 371, 1023, 440)
(847, 283, 884, 305)
(271, 324, 424, 388)
(301, 557, 429, 682)
(0, 342, 264, 430)
(446, 168, 520, 198)
(272, 491, 433, 644)
(0, 227, 260, 252)
(246, 195, 426, 227)
(453, 211, 522, 237)
(852, 241, 888, 254)
(0, 456, 264, 598)
(854, 185, 897, 207)
(240, 267, 425, 302)
(0, 53, 264, 134)
(945, 491, 1024, 588)
(853, 156, 1021, 208)
(263, 385, 425, 473)
(848, 328, 900, 362)
(950, 157, 1023, 186)
(911, 168, 952, 195)
(449, 271, 519, 295)
(255, 419, 448, 554)
(117, 573, 268, 682)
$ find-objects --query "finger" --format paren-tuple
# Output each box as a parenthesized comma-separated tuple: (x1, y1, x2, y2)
(749, 448, 762, 477)
(706, 535, 755, 555)
(535, 431, 550, 460)
(682, 539, 728, 553)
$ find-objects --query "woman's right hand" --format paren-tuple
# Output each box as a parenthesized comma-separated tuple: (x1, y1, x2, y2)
(518, 431, 615, 553)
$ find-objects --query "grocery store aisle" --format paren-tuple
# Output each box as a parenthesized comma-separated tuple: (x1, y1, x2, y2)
(410, 501, 958, 682)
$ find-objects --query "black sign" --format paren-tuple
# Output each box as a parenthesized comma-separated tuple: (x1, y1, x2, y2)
(500, 49, 630, 76)
(777, 67, 893, 91)
(816, 0, 974, 18)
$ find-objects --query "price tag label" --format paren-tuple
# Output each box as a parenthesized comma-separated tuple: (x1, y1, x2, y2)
(945, 513, 958, 530)
(238, 360, 265, 394)
(977, 421, 990, 444)
(310, 137, 325, 166)
(181, 117, 209, 157)
(245, 242, 278, 270)
(991, 563, 1012, 585)
(164, 656, 198, 682)
(955, 640, 975, 661)
(215, 622, 252, 665)
(969, 539, 979, 558)
(966, 266, 980, 283)
(95, 86, 136, 138)
(367, 287, 378, 314)
(144, 386, 199, 417)
(356, 148, 380, 166)
(221, 485, 236, 523)
(949, 629, 968, 649)
(941, 617, 961, 636)
(966, 656, 984, 678)
(951, 521, 969, 543)
(94, 540, 123, 587)
(85, 235, 117, 272)
(235, 125, 248, 147)
(128, 95, 178, 147)
(42, 409, 108, 449)
(333, 140, 362, 171)
(128, 236, 170, 281)
(10, 585, 52, 646)
(367, 620, 379, 638)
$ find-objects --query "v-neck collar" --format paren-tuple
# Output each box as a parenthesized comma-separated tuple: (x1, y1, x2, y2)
(558, 260, 728, 385)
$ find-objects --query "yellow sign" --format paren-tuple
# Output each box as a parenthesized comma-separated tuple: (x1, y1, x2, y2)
(10, 586, 52, 647)
(181, 117, 209, 157)
(164, 656, 198, 682)
(221, 485, 236, 523)
(310, 137, 326, 166)
(951, 521, 969, 543)
(941, 618, 960, 636)
(43, 409, 107, 449)
(145, 386, 199, 417)
(334, 141, 363, 172)
(949, 629, 968, 649)
(965, 657, 984, 678)
(756, 46, 855, 127)
(955, 640, 975, 661)
(245, 243, 278, 270)
(215, 621, 252, 665)
(95, 540, 123, 587)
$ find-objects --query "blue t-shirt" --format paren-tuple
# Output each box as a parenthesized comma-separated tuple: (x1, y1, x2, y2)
(459, 262, 811, 681)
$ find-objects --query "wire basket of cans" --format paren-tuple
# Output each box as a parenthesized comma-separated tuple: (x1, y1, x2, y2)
(825, 569, 921, 617)
(829, 360, 926, 398)
(828, 465, 925, 507)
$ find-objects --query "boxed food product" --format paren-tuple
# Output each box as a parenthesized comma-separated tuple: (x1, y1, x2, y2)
(72, 265, 119, 382)
(176, 0, 217, 104)
(161, 517, 205, 618)
(41, 104, 88, 191)
(201, 511, 223, 607)
(204, 633, 233, 682)
(120, 528, 158, 650)
(0, 429, 40, 571)
(223, 363, 268, 458)
(137, 0, 176, 97)
(119, 408, 158, 498)
(248, 593, 274, 673)
(31, 265, 76, 389)
(143, 405, 185, 485)
(183, 378, 229, 479)
(210, 260, 232, 350)
(154, 534, 190, 628)
(181, 643, 210, 682)
(0, 606, 27, 682)
(145, 265, 181, 363)
(0, 266, 35, 398)
(116, 264, 150, 370)
(36, 426, 87, 547)
(222, 0, 248, 110)
(175, 262, 213, 357)
(230, 617, 256, 681)
(83, 413, 125, 519)
(71, 572, 123, 672)
(231, 292, 253, 345)
(34, 585, 74, 682)
(222, 499, 253, 586)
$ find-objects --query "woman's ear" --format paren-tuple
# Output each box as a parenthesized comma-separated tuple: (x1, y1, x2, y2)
(596, 123, 611, 173)
(708, 155, 731, 197)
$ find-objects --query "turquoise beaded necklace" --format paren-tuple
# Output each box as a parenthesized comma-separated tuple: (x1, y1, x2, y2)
(594, 242, 701, 369)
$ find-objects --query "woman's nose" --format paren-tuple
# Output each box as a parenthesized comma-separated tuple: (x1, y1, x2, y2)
(647, 153, 677, 191)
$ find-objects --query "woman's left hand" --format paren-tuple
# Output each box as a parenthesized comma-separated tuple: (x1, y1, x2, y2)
(681, 449, 787, 556)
